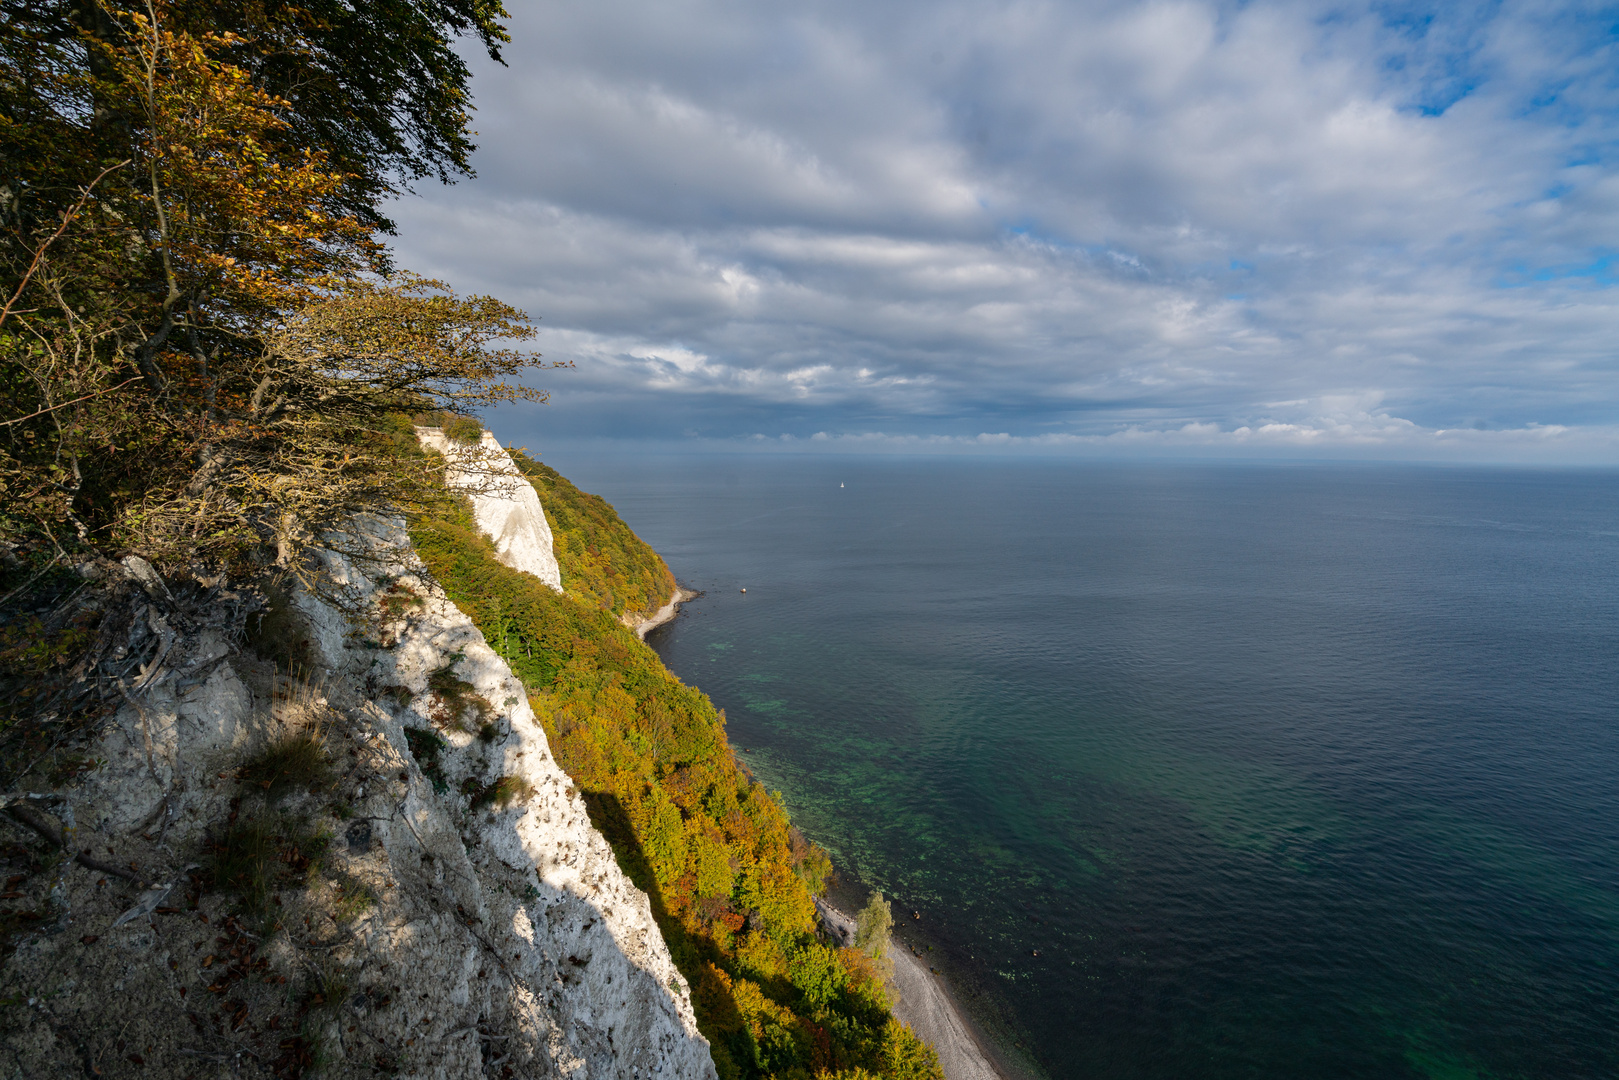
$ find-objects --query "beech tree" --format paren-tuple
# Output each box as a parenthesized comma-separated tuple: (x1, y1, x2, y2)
(1, 0, 509, 227)
(0, 1, 558, 578)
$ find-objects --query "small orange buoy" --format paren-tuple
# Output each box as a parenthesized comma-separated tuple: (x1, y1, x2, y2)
(740, 587, 747, 593)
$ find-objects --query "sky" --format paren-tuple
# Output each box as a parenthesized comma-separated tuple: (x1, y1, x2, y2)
(389, 0, 1619, 462)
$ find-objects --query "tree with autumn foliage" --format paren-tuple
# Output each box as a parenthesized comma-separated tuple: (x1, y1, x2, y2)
(407, 481, 944, 1080)
(3, 0, 510, 229)
(0, 0, 556, 584)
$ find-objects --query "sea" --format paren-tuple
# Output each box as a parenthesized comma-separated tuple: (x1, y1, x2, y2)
(527, 452, 1619, 1080)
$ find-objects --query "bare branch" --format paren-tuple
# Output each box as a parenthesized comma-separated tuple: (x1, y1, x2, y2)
(0, 377, 142, 427)
(0, 159, 131, 331)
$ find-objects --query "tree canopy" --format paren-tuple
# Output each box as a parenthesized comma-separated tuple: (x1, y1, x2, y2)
(0, 0, 556, 578)
(2, 0, 510, 228)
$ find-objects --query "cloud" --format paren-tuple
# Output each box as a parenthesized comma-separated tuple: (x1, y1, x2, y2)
(390, 0, 1619, 461)
(727, 414, 1619, 464)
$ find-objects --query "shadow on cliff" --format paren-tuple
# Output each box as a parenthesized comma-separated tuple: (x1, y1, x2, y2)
(580, 787, 755, 1079)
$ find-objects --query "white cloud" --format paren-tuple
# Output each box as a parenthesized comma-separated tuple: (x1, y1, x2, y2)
(729, 416, 1619, 463)
(389, 0, 1619, 460)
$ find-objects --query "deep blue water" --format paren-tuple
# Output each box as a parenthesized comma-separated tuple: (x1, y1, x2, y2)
(530, 453, 1619, 1080)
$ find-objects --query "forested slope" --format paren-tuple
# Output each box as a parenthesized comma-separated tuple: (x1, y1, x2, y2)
(510, 450, 678, 621)
(411, 482, 943, 1080)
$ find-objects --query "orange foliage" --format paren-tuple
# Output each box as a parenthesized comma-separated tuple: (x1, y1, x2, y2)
(412, 491, 941, 1080)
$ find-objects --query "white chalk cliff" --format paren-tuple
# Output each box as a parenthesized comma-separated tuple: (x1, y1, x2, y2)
(1, 521, 716, 1078)
(418, 427, 690, 643)
(418, 427, 564, 592)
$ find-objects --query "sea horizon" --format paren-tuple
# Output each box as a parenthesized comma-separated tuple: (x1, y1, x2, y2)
(527, 450, 1619, 1080)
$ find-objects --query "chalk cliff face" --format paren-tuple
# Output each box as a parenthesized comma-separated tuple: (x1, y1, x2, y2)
(418, 428, 564, 592)
(0, 522, 715, 1079)
(295, 519, 714, 1077)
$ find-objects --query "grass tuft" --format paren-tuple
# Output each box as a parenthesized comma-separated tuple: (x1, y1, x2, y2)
(301, 959, 353, 1070)
(379, 683, 415, 708)
(466, 774, 536, 812)
(239, 728, 331, 801)
(331, 873, 377, 921)
(208, 817, 280, 913)
(207, 814, 332, 919)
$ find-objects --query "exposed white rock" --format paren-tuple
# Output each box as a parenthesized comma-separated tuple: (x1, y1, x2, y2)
(293, 516, 715, 1078)
(418, 427, 563, 592)
(414, 430, 688, 641)
(2, 525, 715, 1079)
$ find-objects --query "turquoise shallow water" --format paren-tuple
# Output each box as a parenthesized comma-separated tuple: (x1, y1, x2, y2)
(527, 453, 1619, 1079)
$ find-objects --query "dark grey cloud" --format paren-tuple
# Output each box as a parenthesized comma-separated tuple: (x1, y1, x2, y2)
(390, 0, 1619, 460)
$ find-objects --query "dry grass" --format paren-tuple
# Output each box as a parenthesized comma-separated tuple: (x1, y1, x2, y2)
(466, 774, 536, 812)
(207, 813, 334, 926)
(239, 674, 335, 800)
(239, 728, 331, 801)
(332, 876, 377, 921)
(208, 816, 280, 912)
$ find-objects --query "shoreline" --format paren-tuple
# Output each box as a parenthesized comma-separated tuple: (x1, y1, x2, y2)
(814, 896, 1022, 1080)
(633, 585, 1035, 1079)
(628, 585, 696, 639)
